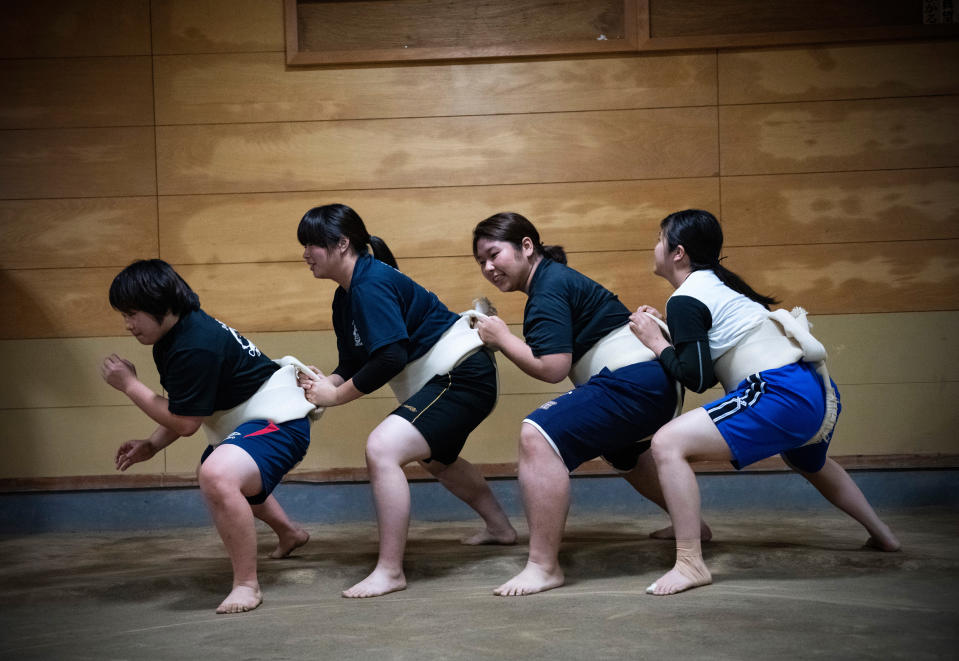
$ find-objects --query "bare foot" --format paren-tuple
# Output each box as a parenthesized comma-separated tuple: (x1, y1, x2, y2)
(269, 527, 310, 559)
(216, 584, 262, 614)
(864, 528, 901, 552)
(461, 526, 518, 546)
(342, 568, 407, 598)
(646, 556, 712, 596)
(493, 561, 564, 597)
(649, 521, 713, 542)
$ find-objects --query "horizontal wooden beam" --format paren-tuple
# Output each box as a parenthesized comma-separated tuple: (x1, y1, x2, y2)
(2, 454, 955, 493)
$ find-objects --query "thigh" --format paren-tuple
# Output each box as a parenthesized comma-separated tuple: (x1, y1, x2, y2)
(201, 443, 263, 498)
(654, 407, 732, 463)
(368, 414, 433, 465)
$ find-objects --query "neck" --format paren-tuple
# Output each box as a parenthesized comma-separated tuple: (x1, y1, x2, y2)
(336, 252, 359, 291)
(668, 265, 693, 289)
(521, 254, 544, 294)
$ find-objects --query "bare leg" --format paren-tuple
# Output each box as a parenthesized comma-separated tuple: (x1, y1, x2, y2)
(197, 444, 265, 614)
(422, 457, 517, 545)
(494, 423, 569, 597)
(251, 495, 310, 559)
(621, 451, 713, 542)
(791, 457, 900, 551)
(342, 415, 431, 599)
(647, 408, 731, 596)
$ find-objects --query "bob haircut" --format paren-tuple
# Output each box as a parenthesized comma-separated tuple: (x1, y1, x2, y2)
(108, 259, 200, 323)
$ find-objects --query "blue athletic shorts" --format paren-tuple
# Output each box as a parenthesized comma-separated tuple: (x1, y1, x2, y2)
(523, 361, 678, 473)
(200, 417, 310, 505)
(705, 361, 840, 472)
(391, 350, 497, 465)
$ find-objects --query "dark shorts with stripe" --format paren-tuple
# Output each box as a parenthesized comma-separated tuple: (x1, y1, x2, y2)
(391, 350, 497, 465)
(705, 361, 840, 472)
(200, 417, 310, 505)
(524, 361, 678, 473)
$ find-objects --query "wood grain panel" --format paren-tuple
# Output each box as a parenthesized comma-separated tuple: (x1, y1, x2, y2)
(0, 337, 159, 410)
(158, 178, 719, 263)
(650, 0, 921, 38)
(0, 197, 158, 270)
(9, 241, 955, 340)
(720, 96, 959, 176)
(154, 51, 716, 124)
(720, 168, 959, 247)
(0, 57, 154, 130)
(0, 406, 156, 479)
(0, 128, 156, 199)
(0, 0, 151, 58)
(0, 268, 120, 340)
(151, 0, 284, 54)
(719, 40, 959, 105)
(725, 240, 959, 314)
(155, 108, 719, 195)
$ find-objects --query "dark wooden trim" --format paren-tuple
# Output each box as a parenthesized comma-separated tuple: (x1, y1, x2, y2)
(2, 454, 956, 494)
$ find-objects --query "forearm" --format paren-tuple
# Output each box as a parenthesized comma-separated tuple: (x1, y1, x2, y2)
(498, 333, 570, 383)
(147, 424, 181, 451)
(122, 379, 202, 437)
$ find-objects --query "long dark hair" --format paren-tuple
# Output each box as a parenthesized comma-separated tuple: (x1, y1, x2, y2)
(297, 204, 398, 269)
(661, 209, 777, 309)
(472, 212, 567, 264)
(109, 259, 201, 322)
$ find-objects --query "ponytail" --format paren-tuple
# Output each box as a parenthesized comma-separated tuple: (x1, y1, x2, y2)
(661, 209, 778, 309)
(298, 204, 399, 270)
(368, 235, 398, 270)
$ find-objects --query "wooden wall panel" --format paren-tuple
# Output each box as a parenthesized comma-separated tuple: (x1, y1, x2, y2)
(158, 178, 719, 263)
(154, 52, 716, 124)
(155, 108, 719, 195)
(151, 0, 284, 54)
(726, 240, 959, 314)
(0, 406, 156, 479)
(0, 57, 154, 130)
(0, 128, 156, 199)
(0, 0, 151, 58)
(720, 96, 959, 176)
(6, 241, 956, 340)
(0, 337, 158, 410)
(720, 168, 959, 247)
(0, 269, 120, 340)
(0, 198, 158, 270)
(719, 40, 959, 105)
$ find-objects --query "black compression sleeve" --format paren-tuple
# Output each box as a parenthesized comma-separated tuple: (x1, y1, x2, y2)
(351, 341, 409, 394)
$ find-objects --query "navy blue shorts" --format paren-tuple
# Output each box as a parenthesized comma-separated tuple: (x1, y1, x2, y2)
(523, 361, 678, 472)
(391, 350, 497, 465)
(200, 417, 310, 505)
(705, 361, 840, 472)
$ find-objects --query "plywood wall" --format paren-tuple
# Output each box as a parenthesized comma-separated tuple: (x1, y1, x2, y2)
(1, 0, 957, 484)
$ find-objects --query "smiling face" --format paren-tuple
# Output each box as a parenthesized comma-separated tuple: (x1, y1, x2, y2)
(121, 310, 176, 345)
(474, 237, 536, 293)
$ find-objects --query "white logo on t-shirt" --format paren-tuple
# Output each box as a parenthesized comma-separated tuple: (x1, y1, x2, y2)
(352, 321, 363, 347)
(217, 319, 261, 357)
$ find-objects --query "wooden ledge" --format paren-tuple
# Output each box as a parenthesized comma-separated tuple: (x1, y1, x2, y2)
(1, 454, 956, 494)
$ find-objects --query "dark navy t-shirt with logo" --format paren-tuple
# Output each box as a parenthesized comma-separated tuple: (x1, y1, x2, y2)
(153, 309, 278, 417)
(523, 258, 629, 364)
(331, 254, 457, 381)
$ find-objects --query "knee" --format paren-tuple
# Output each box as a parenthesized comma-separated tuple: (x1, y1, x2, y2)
(650, 427, 682, 465)
(364, 429, 399, 468)
(197, 458, 231, 497)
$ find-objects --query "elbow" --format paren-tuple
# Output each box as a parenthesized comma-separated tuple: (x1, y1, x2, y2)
(173, 417, 202, 437)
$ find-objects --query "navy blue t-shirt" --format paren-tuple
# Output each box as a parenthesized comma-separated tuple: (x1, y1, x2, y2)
(153, 309, 279, 417)
(523, 259, 630, 364)
(331, 255, 458, 380)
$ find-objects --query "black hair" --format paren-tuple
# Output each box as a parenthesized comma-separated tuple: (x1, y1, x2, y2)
(108, 259, 201, 322)
(660, 209, 778, 309)
(472, 212, 567, 265)
(297, 203, 398, 270)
